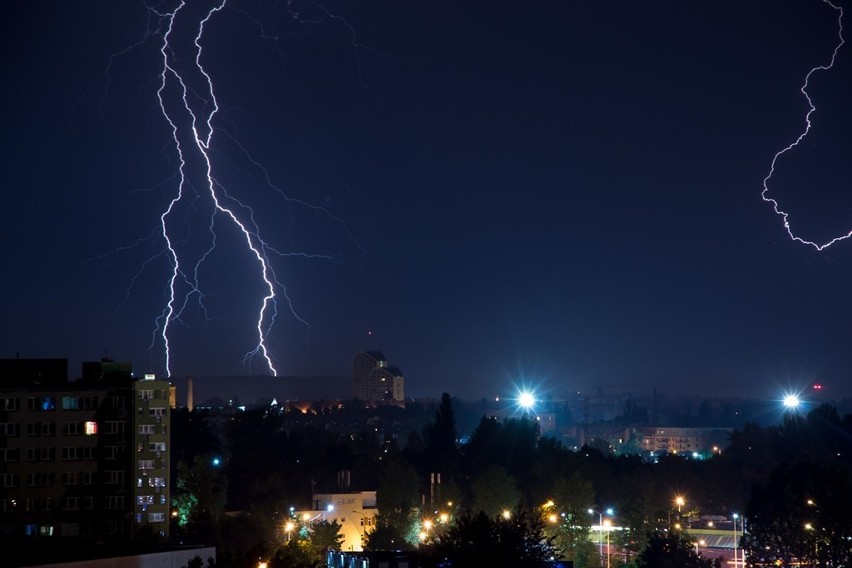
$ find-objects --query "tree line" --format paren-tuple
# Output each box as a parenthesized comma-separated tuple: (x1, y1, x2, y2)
(171, 395, 852, 567)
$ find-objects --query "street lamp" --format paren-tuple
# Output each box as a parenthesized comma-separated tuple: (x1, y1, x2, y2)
(589, 508, 614, 568)
(782, 394, 801, 409)
(675, 496, 685, 514)
(284, 521, 295, 542)
(732, 513, 739, 567)
(588, 509, 603, 565)
(603, 518, 613, 568)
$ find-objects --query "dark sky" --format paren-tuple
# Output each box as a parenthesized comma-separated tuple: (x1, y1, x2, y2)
(3, 0, 851, 400)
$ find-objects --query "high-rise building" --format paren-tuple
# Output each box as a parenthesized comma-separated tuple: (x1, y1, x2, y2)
(0, 358, 170, 541)
(132, 374, 171, 538)
(352, 351, 404, 403)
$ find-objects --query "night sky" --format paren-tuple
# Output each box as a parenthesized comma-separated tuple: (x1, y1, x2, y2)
(3, 0, 852, 400)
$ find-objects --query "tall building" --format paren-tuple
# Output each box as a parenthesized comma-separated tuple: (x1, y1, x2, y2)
(132, 374, 171, 538)
(352, 351, 404, 403)
(0, 358, 170, 542)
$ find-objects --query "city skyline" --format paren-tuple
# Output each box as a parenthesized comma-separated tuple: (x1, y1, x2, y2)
(3, 1, 852, 400)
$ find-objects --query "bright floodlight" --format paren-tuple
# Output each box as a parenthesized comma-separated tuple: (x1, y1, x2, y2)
(518, 391, 535, 409)
(783, 394, 801, 409)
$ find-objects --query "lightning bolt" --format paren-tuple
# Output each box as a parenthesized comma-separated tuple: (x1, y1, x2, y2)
(85, 0, 361, 378)
(761, 0, 847, 250)
(152, 0, 293, 378)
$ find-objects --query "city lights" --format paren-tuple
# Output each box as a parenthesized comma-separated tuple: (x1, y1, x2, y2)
(783, 394, 801, 409)
(518, 390, 536, 410)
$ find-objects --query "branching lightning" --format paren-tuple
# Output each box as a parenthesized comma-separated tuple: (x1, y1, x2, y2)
(761, 0, 847, 250)
(86, 0, 367, 377)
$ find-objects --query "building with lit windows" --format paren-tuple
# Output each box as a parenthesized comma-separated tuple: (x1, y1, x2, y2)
(297, 491, 377, 552)
(0, 358, 170, 543)
(641, 426, 731, 456)
(132, 375, 171, 538)
(352, 351, 404, 403)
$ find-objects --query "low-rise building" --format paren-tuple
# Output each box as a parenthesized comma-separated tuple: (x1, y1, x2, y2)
(299, 491, 378, 551)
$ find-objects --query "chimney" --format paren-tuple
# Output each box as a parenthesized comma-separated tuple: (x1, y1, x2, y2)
(187, 376, 194, 411)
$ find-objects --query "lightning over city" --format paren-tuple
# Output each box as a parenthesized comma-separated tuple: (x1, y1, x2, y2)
(761, 0, 848, 250)
(6, 1, 852, 399)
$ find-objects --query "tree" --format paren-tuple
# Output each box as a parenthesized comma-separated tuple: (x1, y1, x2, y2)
(548, 473, 599, 567)
(309, 520, 344, 557)
(371, 459, 421, 547)
(423, 393, 459, 476)
(635, 530, 718, 568)
(424, 510, 557, 568)
(470, 465, 520, 518)
(362, 524, 414, 552)
(173, 454, 228, 543)
(744, 460, 852, 568)
(270, 540, 322, 568)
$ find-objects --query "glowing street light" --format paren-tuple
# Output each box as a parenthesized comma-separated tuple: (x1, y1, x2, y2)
(284, 521, 295, 542)
(589, 508, 614, 566)
(783, 394, 801, 409)
(501, 509, 512, 520)
(675, 496, 685, 514)
(518, 391, 535, 410)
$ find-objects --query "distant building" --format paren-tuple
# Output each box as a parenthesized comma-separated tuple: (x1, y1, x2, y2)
(641, 426, 731, 455)
(0, 358, 170, 542)
(352, 351, 404, 403)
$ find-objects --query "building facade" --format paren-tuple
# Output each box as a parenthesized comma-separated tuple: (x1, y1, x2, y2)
(0, 358, 170, 542)
(352, 351, 405, 403)
(301, 491, 378, 552)
(641, 426, 731, 456)
(132, 375, 171, 538)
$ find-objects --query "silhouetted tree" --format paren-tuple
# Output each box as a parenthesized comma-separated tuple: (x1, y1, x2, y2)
(424, 510, 557, 568)
(636, 530, 718, 568)
(548, 472, 598, 567)
(309, 520, 344, 557)
(470, 465, 520, 517)
(372, 459, 421, 547)
(423, 393, 459, 476)
(744, 460, 852, 568)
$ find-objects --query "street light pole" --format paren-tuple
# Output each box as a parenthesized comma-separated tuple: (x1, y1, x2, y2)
(589, 507, 615, 567)
(732, 514, 739, 567)
(588, 509, 603, 565)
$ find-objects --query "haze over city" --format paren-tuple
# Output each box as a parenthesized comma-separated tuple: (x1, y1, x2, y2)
(3, 0, 852, 400)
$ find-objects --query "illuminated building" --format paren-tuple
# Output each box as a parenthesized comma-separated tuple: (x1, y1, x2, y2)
(298, 491, 378, 552)
(0, 358, 170, 541)
(352, 351, 404, 403)
(641, 426, 731, 455)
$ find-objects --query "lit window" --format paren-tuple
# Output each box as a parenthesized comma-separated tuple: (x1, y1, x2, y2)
(84, 421, 97, 435)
